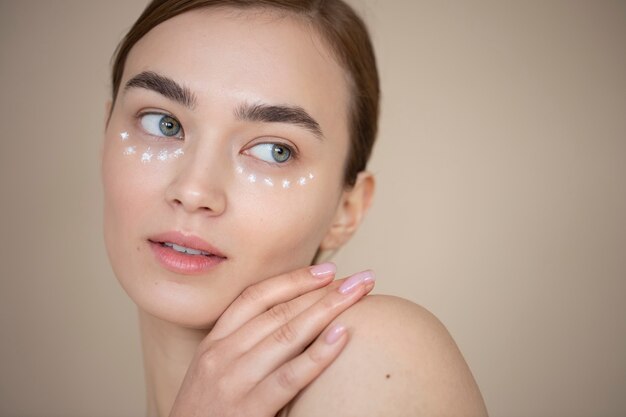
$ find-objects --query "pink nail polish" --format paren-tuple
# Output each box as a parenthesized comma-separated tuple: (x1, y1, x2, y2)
(310, 262, 336, 278)
(325, 324, 346, 344)
(338, 270, 375, 294)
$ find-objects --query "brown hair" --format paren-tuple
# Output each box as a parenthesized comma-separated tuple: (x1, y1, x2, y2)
(110, 0, 379, 186)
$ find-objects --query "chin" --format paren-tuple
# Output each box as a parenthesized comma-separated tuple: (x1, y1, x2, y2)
(127, 274, 237, 330)
(105, 236, 227, 329)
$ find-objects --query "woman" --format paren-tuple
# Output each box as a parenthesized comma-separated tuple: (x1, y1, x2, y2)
(102, 0, 488, 415)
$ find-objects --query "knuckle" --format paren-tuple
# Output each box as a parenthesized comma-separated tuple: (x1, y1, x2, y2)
(276, 363, 298, 390)
(198, 347, 220, 373)
(273, 322, 298, 346)
(267, 302, 293, 324)
(239, 285, 264, 304)
(284, 269, 302, 285)
(319, 292, 340, 311)
(306, 345, 327, 366)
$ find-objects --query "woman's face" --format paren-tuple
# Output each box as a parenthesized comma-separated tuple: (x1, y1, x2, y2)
(102, 8, 356, 328)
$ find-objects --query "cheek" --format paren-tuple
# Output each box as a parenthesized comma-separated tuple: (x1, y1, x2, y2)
(103, 135, 165, 227)
(229, 171, 341, 276)
(102, 130, 174, 277)
(102, 128, 183, 209)
(224, 142, 347, 278)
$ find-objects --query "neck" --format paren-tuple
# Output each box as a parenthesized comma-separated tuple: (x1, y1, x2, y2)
(138, 309, 208, 417)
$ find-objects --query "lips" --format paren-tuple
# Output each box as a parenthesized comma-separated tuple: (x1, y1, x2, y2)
(148, 231, 227, 275)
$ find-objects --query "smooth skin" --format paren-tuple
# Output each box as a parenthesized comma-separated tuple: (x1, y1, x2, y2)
(102, 7, 487, 417)
(170, 266, 375, 417)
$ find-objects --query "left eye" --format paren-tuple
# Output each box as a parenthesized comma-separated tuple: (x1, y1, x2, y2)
(247, 143, 293, 164)
(140, 113, 183, 138)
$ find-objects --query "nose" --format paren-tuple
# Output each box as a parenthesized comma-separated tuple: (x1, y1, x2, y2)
(164, 149, 227, 216)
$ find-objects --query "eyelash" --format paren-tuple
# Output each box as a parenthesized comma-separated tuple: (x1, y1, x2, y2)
(135, 111, 184, 140)
(244, 141, 299, 167)
(134, 110, 300, 165)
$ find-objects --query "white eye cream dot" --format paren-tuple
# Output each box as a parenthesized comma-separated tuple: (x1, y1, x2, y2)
(141, 148, 154, 163)
(120, 131, 129, 141)
(236, 165, 314, 190)
(123, 146, 137, 156)
(172, 148, 184, 158)
(157, 150, 169, 161)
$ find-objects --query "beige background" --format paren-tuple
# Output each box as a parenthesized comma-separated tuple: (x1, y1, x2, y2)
(1, 1, 625, 416)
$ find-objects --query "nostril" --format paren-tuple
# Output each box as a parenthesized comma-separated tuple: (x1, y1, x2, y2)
(171, 197, 213, 212)
(166, 184, 226, 215)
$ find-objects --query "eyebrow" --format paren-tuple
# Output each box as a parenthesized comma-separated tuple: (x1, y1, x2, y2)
(124, 71, 197, 108)
(235, 102, 324, 140)
(124, 71, 322, 138)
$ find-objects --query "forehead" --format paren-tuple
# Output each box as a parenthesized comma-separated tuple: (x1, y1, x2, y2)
(123, 7, 351, 137)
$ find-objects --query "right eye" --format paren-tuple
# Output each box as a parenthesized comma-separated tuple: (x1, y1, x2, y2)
(140, 113, 183, 138)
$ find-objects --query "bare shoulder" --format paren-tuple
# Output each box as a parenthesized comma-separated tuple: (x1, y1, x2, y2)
(287, 294, 488, 417)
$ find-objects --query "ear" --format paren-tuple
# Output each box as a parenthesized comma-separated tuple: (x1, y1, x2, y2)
(320, 171, 375, 251)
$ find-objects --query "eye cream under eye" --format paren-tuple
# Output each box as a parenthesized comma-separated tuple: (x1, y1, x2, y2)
(235, 164, 315, 190)
(120, 130, 312, 187)
(119, 131, 184, 163)
(141, 148, 154, 163)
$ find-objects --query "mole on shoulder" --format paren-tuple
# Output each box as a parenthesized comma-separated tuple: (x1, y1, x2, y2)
(385, 374, 391, 379)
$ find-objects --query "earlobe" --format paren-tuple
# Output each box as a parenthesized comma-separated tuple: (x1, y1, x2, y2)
(320, 171, 375, 251)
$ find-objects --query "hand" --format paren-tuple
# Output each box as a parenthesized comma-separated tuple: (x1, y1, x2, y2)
(168, 263, 375, 417)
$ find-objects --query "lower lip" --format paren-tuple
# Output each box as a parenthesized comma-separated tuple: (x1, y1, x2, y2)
(149, 241, 226, 275)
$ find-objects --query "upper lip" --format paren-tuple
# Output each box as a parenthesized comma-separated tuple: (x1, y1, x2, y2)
(148, 231, 227, 258)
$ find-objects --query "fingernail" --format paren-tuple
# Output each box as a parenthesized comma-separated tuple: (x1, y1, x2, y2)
(310, 262, 336, 278)
(325, 324, 346, 344)
(339, 270, 375, 294)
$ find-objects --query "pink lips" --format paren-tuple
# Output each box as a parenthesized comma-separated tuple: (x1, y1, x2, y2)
(148, 231, 227, 275)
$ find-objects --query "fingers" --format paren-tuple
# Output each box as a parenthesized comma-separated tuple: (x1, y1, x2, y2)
(236, 270, 375, 382)
(250, 323, 349, 411)
(223, 279, 341, 352)
(210, 263, 337, 340)
(185, 268, 374, 417)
